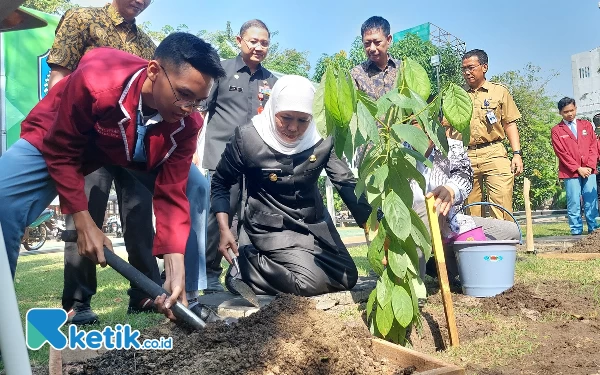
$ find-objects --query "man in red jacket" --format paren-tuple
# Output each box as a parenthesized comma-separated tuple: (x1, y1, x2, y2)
(551, 97, 599, 235)
(0, 32, 226, 319)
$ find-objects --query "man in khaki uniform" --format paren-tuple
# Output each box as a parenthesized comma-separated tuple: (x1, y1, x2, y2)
(461, 49, 523, 220)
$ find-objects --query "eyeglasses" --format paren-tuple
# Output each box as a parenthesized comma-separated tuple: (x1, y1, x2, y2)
(461, 64, 481, 73)
(241, 38, 270, 49)
(160, 65, 208, 112)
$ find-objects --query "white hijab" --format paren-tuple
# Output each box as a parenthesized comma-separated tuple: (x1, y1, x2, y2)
(252, 75, 322, 155)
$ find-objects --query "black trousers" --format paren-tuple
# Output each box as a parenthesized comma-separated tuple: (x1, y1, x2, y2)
(205, 171, 242, 277)
(61, 166, 160, 310)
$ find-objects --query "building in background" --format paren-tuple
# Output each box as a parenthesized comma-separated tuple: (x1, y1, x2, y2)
(572, 47, 600, 119)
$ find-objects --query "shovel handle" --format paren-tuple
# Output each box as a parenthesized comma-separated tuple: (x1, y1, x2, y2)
(61, 230, 206, 329)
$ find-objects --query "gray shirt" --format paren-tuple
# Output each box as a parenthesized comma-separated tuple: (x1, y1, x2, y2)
(202, 54, 278, 170)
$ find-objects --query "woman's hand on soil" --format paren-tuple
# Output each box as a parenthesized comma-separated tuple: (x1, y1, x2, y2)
(156, 253, 187, 321)
(218, 228, 238, 264)
(426, 185, 455, 216)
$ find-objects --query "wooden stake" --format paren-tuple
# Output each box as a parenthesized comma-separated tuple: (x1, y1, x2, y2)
(523, 178, 535, 253)
(48, 347, 62, 375)
(425, 196, 460, 347)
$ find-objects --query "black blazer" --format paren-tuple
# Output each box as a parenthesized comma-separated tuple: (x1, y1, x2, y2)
(211, 124, 372, 252)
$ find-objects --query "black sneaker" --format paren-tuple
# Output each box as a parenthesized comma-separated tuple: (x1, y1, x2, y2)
(188, 299, 222, 323)
(68, 302, 99, 326)
(127, 297, 158, 314)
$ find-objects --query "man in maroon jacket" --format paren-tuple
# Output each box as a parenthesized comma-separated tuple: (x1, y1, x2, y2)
(551, 97, 599, 235)
(0, 32, 225, 319)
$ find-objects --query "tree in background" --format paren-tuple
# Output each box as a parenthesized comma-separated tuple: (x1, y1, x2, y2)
(313, 34, 463, 96)
(23, 0, 74, 13)
(492, 64, 562, 210)
(141, 21, 311, 77)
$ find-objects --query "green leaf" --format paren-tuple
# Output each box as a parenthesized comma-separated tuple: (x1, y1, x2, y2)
(376, 276, 388, 307)
(324, 66, 342, 128)
(409, 274, 427, 300)
(357, 101, 379, 143)
(402, 236, 421, 278)
(337, 70, 355, 126)
(376, 302, 394, 337)
(372, 164, 389, 191)
(387, 321, 407, 345)
(387, 160, 413, 208)
(387, 239, 408, 279)
(368, 226, 386, 277)
(392, 285, 414, 327)
(376, 91, 396, 118)
(357, 90, 377, 116)
(410, 208, 432, 260)
(432, 117, 450, 155)
(358, 143, 383, 180)
(389, 150, 426, 196)
(386, 92, 417, 109)
(391, 124, 431, 155)
(382, 190, 411, 241)
(442, 82, 473, 132)
(334, 126, 348, 159)
(366, 289, 377, 321)
(406, 89, 449, 155)
(354, 178, 367, 200)
(407, 273, 420, 317)
(401, 147, 433, 169)
(403, 56, 431, 102)
(313, 77, 329, 137)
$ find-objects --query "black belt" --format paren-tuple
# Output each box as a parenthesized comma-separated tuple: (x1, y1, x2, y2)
(468, 139, 502, 150)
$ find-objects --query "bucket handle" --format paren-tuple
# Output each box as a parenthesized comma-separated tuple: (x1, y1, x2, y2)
(450, 202, 523, 245)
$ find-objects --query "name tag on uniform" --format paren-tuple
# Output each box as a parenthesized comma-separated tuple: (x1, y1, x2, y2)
(486, 111, 498, 125)
(582, 129, 588, 136)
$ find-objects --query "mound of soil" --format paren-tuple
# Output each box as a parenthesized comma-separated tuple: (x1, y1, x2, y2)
(72, 295, 413, 375)
(564, 230, 600, 253)
(481, 284, 561, 316)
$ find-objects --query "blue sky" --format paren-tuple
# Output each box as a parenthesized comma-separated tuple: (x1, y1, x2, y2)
(78, 0, 600, 98)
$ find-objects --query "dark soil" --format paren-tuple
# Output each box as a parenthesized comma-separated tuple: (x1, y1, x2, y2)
(69, 295, 412, 375)
(563, 230, 600, 253)
(413, 281, 600, 374)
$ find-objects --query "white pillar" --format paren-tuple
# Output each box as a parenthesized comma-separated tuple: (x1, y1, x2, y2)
(0, 223, 33, 375)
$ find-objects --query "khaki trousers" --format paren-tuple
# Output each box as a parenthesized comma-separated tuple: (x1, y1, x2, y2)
(466, 142, 514, 220)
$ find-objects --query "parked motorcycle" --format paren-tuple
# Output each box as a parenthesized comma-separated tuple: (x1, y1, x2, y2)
(104, 215, 123, 238)
(22, 208, 54, 251)
(52, 218, 65, 241)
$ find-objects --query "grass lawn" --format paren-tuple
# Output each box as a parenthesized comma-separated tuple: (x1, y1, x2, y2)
(0, 220, 584, 370)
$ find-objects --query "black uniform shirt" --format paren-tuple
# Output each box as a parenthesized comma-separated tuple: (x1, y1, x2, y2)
(202, 54, 278, 170)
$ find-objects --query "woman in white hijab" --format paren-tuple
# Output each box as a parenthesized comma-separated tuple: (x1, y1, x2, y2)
(210, 75, 372, 297)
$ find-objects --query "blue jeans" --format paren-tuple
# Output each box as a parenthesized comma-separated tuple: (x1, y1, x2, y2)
(564, 175, 598, 234)
(0, 139, 209, 291)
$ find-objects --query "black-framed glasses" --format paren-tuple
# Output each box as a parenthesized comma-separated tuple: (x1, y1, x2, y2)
(461, 64, 481, 73)
(160, 65, 208, 112)
(241, 38, 270, 49)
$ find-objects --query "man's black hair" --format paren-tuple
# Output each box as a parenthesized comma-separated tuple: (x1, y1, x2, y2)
(593, 113, 600, 127)
(557, 97, 576, 112)
(154, 32, 226, 79)
(239, 19, 270, 38)
(462, 49, 488, 65)
(361, 16, 390, 38)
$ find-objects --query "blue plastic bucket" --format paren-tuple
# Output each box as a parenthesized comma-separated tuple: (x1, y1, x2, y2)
(452, 240, 518, 297)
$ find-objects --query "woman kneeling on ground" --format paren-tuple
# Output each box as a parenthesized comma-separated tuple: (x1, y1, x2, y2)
(211, 75, 372, 297)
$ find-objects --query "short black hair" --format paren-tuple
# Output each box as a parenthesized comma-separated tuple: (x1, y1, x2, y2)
(154, 32, 225, 79)
(593, 113, 600, 127)
(239, 19, 270, 38)
(462, 49, 488, 65)
(361, 16, 390, 38)
(558, 97, 576, 112)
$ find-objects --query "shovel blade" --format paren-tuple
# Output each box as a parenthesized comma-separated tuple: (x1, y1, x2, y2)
(230, 278, 260, 308)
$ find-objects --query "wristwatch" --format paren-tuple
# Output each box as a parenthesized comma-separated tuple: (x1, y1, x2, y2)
(513, 150, 523, 157)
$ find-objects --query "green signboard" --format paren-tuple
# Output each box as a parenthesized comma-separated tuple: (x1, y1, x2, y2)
(393, 23, 430, 43)
(2, 7, 60, 149)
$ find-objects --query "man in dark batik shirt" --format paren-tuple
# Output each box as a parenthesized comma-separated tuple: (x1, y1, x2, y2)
(350, 16, 400, 101)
